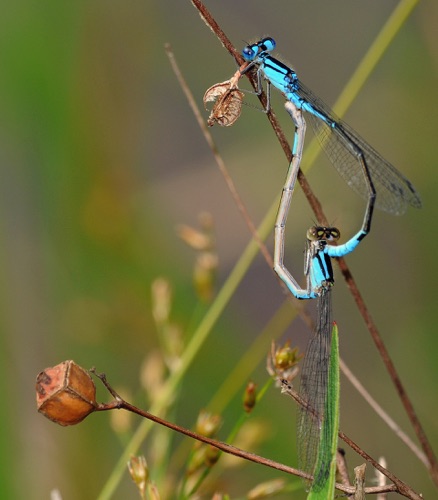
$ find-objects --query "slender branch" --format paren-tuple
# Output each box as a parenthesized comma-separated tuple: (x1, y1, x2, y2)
(190, 0, 438, 486)
(337, 449, 354, 494)
(93, 369, 419, 498)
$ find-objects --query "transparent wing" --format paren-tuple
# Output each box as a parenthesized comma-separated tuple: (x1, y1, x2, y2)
(296, 80, 421, 215)
(297, 291, 333, 491)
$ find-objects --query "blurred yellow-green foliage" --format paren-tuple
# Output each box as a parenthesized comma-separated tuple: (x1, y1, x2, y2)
(1, 0, 437, 498)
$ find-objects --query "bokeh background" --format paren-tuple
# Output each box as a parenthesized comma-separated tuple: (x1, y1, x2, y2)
(1, 0, 437, 498)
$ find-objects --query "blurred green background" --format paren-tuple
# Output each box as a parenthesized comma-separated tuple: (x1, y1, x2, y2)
(1, 0, 437, 498)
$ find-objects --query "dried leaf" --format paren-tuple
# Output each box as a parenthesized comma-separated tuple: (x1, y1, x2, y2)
(203, 69, 244, 127)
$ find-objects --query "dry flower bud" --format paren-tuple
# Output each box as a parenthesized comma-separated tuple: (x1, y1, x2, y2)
(275, 342, 302, 370)
(128, 455, 148, 497)
(140, 350, 166, 401)
(36, 360, 97, 426)
(195, 410, 222, 438)
(177, 224, 211, 251)
(243, 381, 257, 413)
(194, 252, 218, 302)
(267, 341, 303, 382)
(151, 278, 172, 326)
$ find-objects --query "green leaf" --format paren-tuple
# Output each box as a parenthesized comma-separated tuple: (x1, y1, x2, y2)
(307, 323, 340, 500)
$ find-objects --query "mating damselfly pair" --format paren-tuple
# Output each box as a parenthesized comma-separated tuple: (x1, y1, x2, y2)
(206, 36, 421, 493)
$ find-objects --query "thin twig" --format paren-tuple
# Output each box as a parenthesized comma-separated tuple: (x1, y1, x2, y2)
(93, 370, 417, 498)
(337, 448, 353, 494)
(190, 0, 438, 486)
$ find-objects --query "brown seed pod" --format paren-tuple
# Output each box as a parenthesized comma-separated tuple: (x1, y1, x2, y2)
(36, 360, 97, 426)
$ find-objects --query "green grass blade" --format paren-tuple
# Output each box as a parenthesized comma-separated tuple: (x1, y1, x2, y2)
(308, 323, 340, 500)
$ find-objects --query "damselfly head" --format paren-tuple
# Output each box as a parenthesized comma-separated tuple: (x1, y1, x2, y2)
(242, 37, 276, 61)
(242, 43, 258, 61)
(307, 225, 340, 243)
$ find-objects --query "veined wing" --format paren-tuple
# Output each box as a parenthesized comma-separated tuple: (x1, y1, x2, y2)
(297, 291, 333, 491)
(295, 79, 421, 215)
